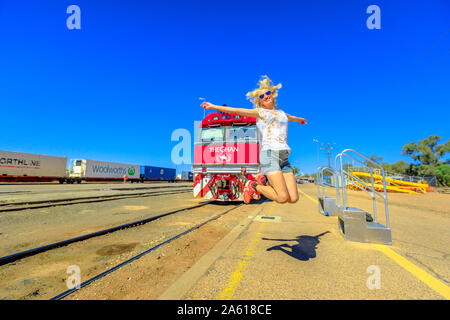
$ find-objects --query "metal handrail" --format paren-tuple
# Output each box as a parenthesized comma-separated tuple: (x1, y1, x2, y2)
(336, 149, 390, 228)
(342, 169, 385, 199)
(340, 154, 374, 212)
(343, 172, 376, 196)
(341, 153, 378, 217)
(316, 166, 322, 199)
(317, 166, 337, 199)
(340, 169, 383, 221)
(317, 166, 324, 199)
(334, 154, 342, 207)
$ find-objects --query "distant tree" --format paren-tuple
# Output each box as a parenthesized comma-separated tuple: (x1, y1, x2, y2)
(390, 160, 409, 173)
(342, 163, 353, 172)
(364, 155, 383, 168)
(403, 135, 449, 165)
(292, 166, 300, 175)
(380, 160, 410, 175)
(435, 164, 450, 186)
(402, 135, 450, 186)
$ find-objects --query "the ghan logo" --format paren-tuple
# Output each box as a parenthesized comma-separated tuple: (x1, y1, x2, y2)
(209, 146, 238, 163)
(211, 146, 239, 153)
(215, 153, 232, 163)
(194, 144, 258, 165)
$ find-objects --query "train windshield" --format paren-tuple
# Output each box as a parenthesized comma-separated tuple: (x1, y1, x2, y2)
(200, 127, 224, 141)
(226, 126, 257, 141)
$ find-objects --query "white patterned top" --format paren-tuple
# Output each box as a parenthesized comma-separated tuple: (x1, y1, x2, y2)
(256, 107, 290, 152)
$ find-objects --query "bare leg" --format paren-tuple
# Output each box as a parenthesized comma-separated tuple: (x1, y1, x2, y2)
(255, 171, 290, 203)
(283, 172, 299, 203)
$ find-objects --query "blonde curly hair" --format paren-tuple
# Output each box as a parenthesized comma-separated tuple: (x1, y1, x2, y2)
(246, 75, 282, 108)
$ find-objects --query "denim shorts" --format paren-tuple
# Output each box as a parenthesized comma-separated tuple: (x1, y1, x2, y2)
(259, 149, 293, 175)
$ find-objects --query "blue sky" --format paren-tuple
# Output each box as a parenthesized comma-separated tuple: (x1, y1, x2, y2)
(1, 0, 449, 174)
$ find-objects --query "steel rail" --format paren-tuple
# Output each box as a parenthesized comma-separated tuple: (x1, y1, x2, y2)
(0, 187, 192, 207)
(0, 200, 214, 266)
(0, 184, 190, 197)
(0, 188, 192, 212)
(50, 203, 244, 300)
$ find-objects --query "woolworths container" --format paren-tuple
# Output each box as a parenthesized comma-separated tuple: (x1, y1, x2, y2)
(70, 159, 141, 180)
(0, 150, 67, 178)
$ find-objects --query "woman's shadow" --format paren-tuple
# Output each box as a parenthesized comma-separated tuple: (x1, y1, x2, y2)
(263, 231, 330, 261)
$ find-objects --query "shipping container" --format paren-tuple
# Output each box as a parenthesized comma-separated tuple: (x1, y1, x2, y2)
(141, 166, 176, 180)
(0, 150, 67, 182)
(69, 159, 141, 181)
(181, 171, 193, 180)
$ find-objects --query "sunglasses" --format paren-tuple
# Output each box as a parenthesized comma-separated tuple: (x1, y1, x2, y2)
(259, 91, 272, 99)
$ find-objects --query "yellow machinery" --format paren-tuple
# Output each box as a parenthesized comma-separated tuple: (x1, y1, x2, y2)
(349, 172, 429, 194)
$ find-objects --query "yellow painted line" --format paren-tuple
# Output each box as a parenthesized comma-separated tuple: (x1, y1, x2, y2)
(299, 187, 450, 300)
(373, 244, 450, 299)
(298, 188, 318, 204)
(217, 203, 274, 300)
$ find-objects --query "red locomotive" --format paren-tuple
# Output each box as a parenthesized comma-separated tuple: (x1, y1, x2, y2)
(192, 111, 261, 201)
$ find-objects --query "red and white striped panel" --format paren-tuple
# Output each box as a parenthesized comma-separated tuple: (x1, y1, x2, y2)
(193, 173, 260, 202)
(193, 174, 215, 200)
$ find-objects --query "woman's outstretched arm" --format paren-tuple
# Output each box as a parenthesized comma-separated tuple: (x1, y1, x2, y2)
(201, 102, 260, 118)
(285, 113, 307, 125)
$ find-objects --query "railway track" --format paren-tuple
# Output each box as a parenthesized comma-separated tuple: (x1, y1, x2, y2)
(51, 202, 243, 300)
(0, 187, 192, 212)
(0, 183, 191, 196)
(0, 191, 32, 195)
(0, 200, 214, 267)
(0, 200, 243, 300)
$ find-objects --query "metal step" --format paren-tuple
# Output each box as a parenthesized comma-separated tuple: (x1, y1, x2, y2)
(318, 196, 339, 216)
(337, 207, 392, 245)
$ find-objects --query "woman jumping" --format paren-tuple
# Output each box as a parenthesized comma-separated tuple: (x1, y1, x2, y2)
(201, 75, 307, 204)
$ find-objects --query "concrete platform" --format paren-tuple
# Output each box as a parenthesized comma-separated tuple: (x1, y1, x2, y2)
(158, 184, 450, 300)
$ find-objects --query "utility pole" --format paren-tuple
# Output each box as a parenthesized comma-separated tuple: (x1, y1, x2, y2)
(320, 142, 335, 169)
(327, 143, 331, 169)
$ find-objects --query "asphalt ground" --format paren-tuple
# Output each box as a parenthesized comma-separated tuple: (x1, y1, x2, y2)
(0, 182, 448, 300)
(163, 183, 450, 300)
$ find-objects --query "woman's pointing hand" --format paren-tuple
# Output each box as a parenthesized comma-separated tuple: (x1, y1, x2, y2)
(201, 102, 215, 110)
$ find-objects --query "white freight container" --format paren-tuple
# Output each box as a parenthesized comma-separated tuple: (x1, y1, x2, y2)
(70, 159, 140, 179)
(0, 150, 67, 177)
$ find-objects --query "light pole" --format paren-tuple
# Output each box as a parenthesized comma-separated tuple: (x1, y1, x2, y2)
(313, 139, 320, 166)
(199, 97, 206, 119)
